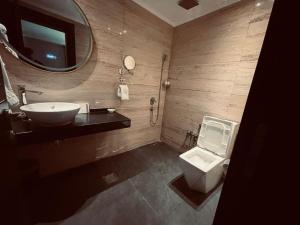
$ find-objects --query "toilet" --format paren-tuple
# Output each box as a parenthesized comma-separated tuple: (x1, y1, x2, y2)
(179, 116, 239, 193)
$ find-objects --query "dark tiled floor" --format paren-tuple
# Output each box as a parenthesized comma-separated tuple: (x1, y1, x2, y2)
(23, 142, 221, 225)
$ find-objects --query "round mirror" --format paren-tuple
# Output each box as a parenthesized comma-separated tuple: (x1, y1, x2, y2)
(123, 56, 136, 71)
(0, 0, 93, 72)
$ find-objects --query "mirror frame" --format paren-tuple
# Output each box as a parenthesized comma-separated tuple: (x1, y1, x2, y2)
(0, 0, 94, 73)
(123, 55, 136, 71)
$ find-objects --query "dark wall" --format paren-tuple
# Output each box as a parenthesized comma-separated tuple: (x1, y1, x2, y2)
(0, 62, 23, 225)
(213, 0, 297, 225)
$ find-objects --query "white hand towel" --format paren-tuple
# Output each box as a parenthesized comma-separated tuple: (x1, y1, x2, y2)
(0, 23, 19, 59)
(117, 84, 129, 100)
(0, 55, 19, 106)
(0, 23, 8, 42)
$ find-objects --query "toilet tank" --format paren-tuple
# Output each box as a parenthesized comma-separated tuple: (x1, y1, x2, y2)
(198, 116, 239, 158)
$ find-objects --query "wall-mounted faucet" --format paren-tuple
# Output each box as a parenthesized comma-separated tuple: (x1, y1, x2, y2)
(17, 85, 43, 105)
(150, 97, 156, 106)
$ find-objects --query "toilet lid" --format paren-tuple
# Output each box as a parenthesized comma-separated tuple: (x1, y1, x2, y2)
(197, 117, 232, 157)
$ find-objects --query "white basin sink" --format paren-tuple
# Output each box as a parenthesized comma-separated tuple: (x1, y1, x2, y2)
(20, 102, 81, 126)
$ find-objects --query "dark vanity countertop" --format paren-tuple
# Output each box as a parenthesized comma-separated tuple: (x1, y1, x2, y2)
(11, 111, 131, 146)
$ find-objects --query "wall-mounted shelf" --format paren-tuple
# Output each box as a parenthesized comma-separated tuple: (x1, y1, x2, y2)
(11, 111, 131, 146)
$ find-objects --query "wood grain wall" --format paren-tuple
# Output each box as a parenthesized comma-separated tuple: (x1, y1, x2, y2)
(161, 0, 274, 150)
(0, 0, 173, 176)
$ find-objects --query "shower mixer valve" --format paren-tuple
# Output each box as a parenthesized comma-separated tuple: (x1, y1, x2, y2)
(150, 97, 156, 106)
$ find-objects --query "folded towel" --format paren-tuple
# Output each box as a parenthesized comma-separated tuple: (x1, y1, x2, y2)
(0, 56, 19, 106)
(117, 84, 129, 100)
(0, 23, 8, 42)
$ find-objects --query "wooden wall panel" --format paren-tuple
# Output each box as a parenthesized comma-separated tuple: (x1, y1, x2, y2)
(0, 0, 172, 176)
(161, 0, 273, 150)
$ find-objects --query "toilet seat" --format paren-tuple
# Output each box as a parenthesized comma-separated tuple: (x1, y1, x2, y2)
(180, 147, 225, 173)
(179, 116, 239, 193)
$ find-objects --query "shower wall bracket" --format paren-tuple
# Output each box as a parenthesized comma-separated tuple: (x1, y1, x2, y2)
(163, 80, 171, 89)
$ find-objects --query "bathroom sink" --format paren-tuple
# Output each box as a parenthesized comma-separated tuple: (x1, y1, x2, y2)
(20, 102, 80, 126)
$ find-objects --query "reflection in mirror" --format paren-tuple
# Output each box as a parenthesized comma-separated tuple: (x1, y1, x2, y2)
(123, 56, 136, 71)
(0, 0, 93, 72)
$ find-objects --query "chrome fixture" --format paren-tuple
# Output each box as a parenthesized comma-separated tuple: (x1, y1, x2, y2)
(150, 97, 156, 106)
(182, 124, 201, 149)
(17, 85, 43, 106)
(150, 54, 167, 126)
(163, 80, 171, 89)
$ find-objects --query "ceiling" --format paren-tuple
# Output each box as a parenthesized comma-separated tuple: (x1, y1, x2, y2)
(131, 0, 241, 27)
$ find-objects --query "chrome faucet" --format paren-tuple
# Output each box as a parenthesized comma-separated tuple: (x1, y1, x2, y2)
(17, 85, 43, 105)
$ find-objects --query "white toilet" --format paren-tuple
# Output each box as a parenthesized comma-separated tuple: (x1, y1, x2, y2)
(179, 116, 239, 193)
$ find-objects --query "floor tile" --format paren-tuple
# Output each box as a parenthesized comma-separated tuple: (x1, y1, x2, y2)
(32, 142, 221, 225)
